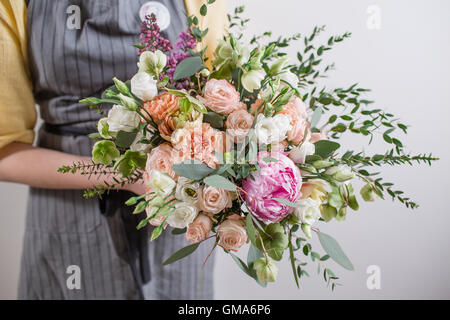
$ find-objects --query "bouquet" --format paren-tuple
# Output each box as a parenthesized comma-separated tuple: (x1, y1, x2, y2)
(61, 2, 438, 289)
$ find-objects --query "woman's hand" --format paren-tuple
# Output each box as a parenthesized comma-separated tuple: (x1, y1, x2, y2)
(124, 180, 147, 196)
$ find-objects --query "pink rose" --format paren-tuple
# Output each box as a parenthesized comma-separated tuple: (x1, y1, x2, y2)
(144, 143, 177, 181)
(242, 151, 302, 222)
(197, 79, 245, 114)
(225, 109, 254, 141)
(218, 215, 248, 252)
(197, 185, 232, 214)
(185, 213, 212, 243)
(279, 97, 309, 145)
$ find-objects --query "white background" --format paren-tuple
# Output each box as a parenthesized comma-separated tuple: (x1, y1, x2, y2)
(1, 0, 449, 299)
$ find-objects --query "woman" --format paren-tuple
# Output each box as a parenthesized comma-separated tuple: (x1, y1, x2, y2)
(0, 0, 227, 299)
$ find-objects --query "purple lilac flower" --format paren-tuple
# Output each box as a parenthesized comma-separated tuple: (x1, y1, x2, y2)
(137, 14, 198, 90)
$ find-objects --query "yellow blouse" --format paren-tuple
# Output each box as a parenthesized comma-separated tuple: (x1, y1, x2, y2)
(0, 0, 227, 149)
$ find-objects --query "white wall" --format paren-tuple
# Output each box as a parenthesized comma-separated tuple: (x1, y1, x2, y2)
(0, 0, 449, 299)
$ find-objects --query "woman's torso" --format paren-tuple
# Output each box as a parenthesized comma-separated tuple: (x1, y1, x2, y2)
(27, 0, 187, 142)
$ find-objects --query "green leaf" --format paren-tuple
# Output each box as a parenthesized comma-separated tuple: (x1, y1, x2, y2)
(317, 232, 354, 271)
(203, 175, 237, 191)
(200, 4, 207, 16)
(114, 150, 147, 177)
(162, 242, 201, 265)
(246, 214, 257, 245)
(273, 198, 303, 208)
(173, 56, 204, 81)
(314, 140, 340, 158)
(203, 112, 224, 129)
(288, 236, 300, 288)
(172, 160, 214, 180)
(171, 227, 187, 235)
(115, 130, 138, 148)
(230, 253, 253, 277)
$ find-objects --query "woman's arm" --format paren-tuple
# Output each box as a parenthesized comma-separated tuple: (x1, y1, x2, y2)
(0, 142, 146, 195)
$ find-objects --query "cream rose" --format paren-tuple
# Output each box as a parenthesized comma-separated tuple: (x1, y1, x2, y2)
(197, 185, 232, 214)
(185, 213, 212, 243)
(166, 202, 199, 229)
(225, 109, 254, 141)
(217, 215, 248, 252)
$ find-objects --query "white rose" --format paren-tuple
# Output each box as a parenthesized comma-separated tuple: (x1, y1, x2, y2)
(106, 104, 140, 132)
(131, 72, 158, 102)
(279, 71, 299, 89)
(138, 50, 167, 75)
(294, 198, 321, 225)
(175, 177, 201, 205)
(147, 170, 176, 196)
(130, 130, 153, 153)
(167, 202, 199, 229)
(255, 113, 292, 145)
(97, 117, 112, 139)
(289, 141, 315, 164)
(241, 69, 265, 92)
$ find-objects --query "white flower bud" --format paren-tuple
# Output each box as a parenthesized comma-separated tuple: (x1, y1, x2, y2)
(131, 72, 158, 102)
(241, 69, 265, 92)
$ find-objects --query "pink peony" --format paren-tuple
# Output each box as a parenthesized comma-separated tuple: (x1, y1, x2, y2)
(197, 79, 245, 114)
(242, 152, 302, 222)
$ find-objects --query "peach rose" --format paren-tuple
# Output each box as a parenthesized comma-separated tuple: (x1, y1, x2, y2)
(250, 99, 264, 114)
(217, 214, 248, 252)
(309, 131, 328, 143)
(144, 143, 177, 181)
(197, 185, 232, 214)
(185, 213, 212, 243)
(172, 123, 227, 169)
(226, 109, 254, 141)
(279, 97, 309, 145)
(197, 79, 244, 114)
(149, 216, 168, 228)
(143, 92, 179, 123)
(158, 115, 177, 140)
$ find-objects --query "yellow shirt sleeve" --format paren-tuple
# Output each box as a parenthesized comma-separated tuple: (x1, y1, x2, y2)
(0, 0, 36, 149)
(185, 0, 228, 69)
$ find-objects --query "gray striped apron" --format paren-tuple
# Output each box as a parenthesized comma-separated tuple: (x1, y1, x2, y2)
(19, 0, 215, 300)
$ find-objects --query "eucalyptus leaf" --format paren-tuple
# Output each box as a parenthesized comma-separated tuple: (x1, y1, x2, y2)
(310, 106, 323, 129)
(162, 242, 201, 266)
(203, 175, 237, 191)
(172, 160, 214, 180)
(317, 232, 354, 271)
(173, 56, 204, 81)
(314, 140, 340, 158)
